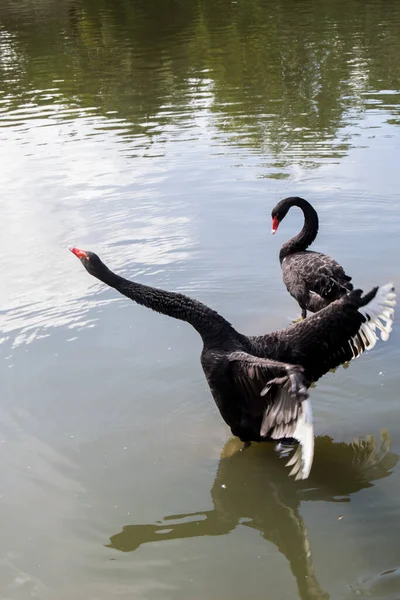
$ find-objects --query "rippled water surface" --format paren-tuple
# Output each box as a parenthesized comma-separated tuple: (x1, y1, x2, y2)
(1, 1, 400, 598)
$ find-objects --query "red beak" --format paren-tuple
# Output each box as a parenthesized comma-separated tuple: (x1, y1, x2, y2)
(271, 216, 280, 234)
(69, 246, 88, 259)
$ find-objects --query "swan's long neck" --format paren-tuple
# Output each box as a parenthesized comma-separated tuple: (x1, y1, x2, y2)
(279, 198, 319, 263)
(94, 264, 237, 343)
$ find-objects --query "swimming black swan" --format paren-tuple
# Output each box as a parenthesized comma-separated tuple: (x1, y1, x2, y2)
(69, 246, 395, 480)
(271, 197, 353, 319)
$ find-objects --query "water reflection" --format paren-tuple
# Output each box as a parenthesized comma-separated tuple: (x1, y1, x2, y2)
(107, 431, 397, 600)
(1, 0, 400, 168)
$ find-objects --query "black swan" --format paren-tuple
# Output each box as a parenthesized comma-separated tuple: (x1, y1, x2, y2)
(271, 197, 353, 319)
(69, 246, 395, 480)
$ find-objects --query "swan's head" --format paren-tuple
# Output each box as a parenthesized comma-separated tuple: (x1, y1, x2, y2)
(271, 202, 288, 234)
(69, 246, 104, 276)
(271, 196, 307, 234)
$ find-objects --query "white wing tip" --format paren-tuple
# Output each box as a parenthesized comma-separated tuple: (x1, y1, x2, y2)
(284, 399, 314, 480)
(355, 283, 396, 354)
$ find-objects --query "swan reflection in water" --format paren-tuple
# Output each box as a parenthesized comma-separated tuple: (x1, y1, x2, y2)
(106, 431, 397, 600)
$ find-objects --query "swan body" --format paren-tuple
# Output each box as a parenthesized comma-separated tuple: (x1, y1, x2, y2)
(272, 197, 353, 318)
(69, 246, 395, 480)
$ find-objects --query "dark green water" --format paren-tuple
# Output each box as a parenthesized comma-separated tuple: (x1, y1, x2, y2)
(1, 1, 400, 598)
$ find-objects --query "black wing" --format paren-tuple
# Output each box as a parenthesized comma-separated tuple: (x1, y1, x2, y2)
(269, 284, 395, 383)
(226, 352, 314, 480)
(283, 251, 353, 303)
(226, 352, 307, 433)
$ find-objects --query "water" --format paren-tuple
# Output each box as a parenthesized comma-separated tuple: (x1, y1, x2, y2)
(1, 0, 400, 598)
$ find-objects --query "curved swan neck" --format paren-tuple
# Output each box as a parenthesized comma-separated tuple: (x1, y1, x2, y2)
(279, 198, 319, 263)
(94, 265, 237, 343)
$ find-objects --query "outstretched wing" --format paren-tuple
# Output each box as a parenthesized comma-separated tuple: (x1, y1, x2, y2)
(275, 283, 396, 382)
(227, 352, 313, 480)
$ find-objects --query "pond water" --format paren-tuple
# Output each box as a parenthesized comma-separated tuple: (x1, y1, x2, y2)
(1, 0, 400, 598)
